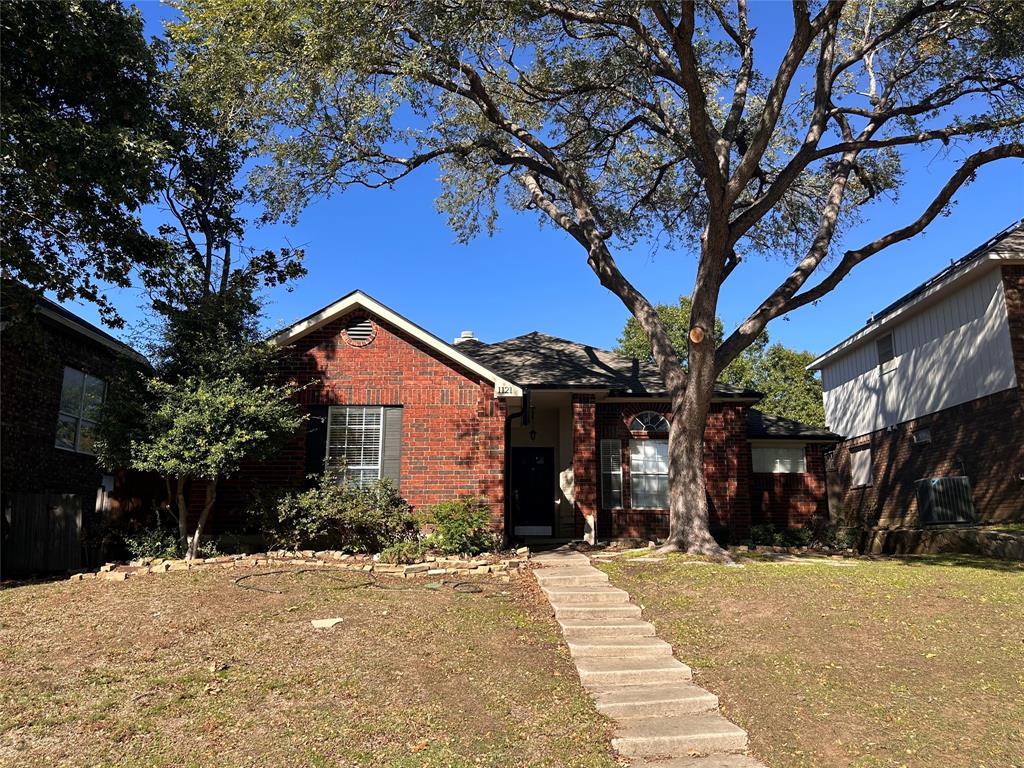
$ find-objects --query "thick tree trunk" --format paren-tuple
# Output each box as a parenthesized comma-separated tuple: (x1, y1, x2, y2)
(185, 480, 217, 561)
(659, 379, 729, 559)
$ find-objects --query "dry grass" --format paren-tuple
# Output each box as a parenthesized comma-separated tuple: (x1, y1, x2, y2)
(598, 553, 1024, 768)
(0, 567, 618, 768)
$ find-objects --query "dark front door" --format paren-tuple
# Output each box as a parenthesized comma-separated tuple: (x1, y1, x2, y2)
(510, 447, 555, 536)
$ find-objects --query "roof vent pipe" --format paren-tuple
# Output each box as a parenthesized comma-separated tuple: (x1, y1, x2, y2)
(453, 330, 476, 345)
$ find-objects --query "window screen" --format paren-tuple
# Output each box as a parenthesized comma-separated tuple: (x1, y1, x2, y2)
(629, 439, 669, 508)
(752, 446, 807, 473)
(850, 448, 872, 487)
(326, 406, 383, 487)
(876, 333, 895, 366)
(56, 367, 105, 454)
(600, 439, 622, 509)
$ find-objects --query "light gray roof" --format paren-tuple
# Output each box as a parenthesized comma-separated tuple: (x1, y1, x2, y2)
(746, 409, 841, 441)
(458, 331, 761, 398)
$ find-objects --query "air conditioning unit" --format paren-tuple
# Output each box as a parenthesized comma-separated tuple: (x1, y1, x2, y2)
(915, 476, 975, 524)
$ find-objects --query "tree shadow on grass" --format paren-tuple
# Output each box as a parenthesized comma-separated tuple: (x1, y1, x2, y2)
(885, 553, 1024, 573)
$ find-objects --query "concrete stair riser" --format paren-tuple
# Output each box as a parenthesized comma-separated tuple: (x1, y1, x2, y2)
(612, 713, 748, 757)
(534, 572, 609, 587)
(558, 619, 658, 639)
(543, 586, 631, 604)
(591, 684, 719, 719)
(553, 604, 643, 620)
(567, 637, 674, 659)
(575, 658, 693, 687)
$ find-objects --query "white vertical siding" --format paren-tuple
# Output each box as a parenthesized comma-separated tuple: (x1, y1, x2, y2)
(820, 268, 1017, 437)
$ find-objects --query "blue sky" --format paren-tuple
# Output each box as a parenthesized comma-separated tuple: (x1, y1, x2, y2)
(65, 1, 1023, 356)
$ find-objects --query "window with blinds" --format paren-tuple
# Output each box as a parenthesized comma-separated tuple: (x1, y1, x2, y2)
(751, 445, 807, 473)
(326, 406, 383, 486)
(629, 439, 669, 509)
(599, 439, 622, 509)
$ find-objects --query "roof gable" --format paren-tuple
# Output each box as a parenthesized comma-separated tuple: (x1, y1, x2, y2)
(269, 290, 522, 397)
(810, 220, 1024, 371)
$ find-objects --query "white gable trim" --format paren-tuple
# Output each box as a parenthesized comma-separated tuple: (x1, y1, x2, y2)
(270, 290, 522, 398)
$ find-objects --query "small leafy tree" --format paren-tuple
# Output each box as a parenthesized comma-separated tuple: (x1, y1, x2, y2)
(97, 88, 306, 559)
(131, 375, 302, 559)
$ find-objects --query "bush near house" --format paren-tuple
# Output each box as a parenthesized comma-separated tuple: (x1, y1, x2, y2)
(265, 475, 415, 553)
(422, 497, 498, 556)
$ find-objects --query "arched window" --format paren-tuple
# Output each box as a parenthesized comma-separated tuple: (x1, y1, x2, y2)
(629, 411, 670, 433)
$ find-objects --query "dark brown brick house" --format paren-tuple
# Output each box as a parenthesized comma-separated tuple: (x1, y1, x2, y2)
(224, 290, 838, 544)
(810, 220, 1024, 529)
(1, 288, 150, 576)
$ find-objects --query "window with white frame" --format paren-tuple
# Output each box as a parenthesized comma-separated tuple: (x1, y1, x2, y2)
(629, 439, 669, 508)
(600, 439, 622, 509)
(751, 445, 807, 473)
(326, 406, 383, 486)
(55, 367, 105, 454)
(850, 447, 872, 487)
(629, 410, 670, 433)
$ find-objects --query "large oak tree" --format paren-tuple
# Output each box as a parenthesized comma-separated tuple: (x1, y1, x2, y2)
(170, 0, 1023, 555)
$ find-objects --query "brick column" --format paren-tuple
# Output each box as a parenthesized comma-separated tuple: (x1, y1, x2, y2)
(572, 394, 598, 541)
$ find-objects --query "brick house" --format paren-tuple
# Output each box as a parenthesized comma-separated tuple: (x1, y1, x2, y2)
(235, 290, 838, 544)
(1, 287, 153, 576)
(809, 220, 1024, 529)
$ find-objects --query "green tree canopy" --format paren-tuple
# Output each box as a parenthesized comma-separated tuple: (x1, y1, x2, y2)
(1, 0, 171, 326)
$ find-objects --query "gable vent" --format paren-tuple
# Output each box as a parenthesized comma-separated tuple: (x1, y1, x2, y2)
(343, 317, 376, 346)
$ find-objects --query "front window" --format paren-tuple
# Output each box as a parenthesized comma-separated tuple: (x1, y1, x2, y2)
(751, 445, 807, 474)
(600, 439, 622, 509)
(56, 367, 105, 454)
(326, 406, 383, 486)
(630, 439, 669, 508)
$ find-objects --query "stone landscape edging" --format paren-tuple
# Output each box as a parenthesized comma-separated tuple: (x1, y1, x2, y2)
(68, 547, 531, 583)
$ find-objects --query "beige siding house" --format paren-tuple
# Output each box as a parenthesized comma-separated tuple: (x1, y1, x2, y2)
(810, 221, 1024, 527)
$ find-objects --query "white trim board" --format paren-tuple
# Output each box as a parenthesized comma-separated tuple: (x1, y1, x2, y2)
(269, 290, 522, 397)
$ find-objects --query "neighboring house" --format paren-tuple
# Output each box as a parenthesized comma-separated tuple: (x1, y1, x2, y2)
(211, 290, 837, 544)
(809, 221, 1024, 528)
(0, 287, 151, 576)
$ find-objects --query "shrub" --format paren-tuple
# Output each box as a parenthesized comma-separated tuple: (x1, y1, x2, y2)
(378, 540, 427, 564)
(266, 474, 415, 553)
(123, 526, 180, 561)
(750, 523, 782, 547)
(423, 497, 496, 555)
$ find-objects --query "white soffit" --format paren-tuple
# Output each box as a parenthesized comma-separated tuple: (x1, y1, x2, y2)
(270, 290, 523, 398)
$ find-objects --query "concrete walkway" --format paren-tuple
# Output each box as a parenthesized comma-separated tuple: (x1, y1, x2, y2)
(533, 550, 767, 767)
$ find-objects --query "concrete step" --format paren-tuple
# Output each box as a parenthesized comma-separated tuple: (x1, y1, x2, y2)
(625, 755, 767, 768)
(533, 568, 608, 587)
(567, 636, 674, 659)
(542, 584, 631, 604)
(553, 603, 643, 620)
(612, 712, 748, 757)
(532, 551, 591, 567)
(558, 618, 657, 639)
(590, 683, 718, 719)
(575, 657, 692, 687)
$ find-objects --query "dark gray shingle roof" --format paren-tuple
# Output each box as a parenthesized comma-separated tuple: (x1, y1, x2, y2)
(458, 331, 760, 398)
(746, 409, 841, 441)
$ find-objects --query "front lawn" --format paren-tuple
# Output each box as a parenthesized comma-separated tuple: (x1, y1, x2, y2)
(598, 553, 1024, 768)
(0, 567, 617, 768)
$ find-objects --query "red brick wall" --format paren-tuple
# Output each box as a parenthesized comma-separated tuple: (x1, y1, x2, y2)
(588, 401, 752, 542)
(829, 387, 1024, 526)
(749, 443, 829, 529)
(210, 311, 506, 528)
